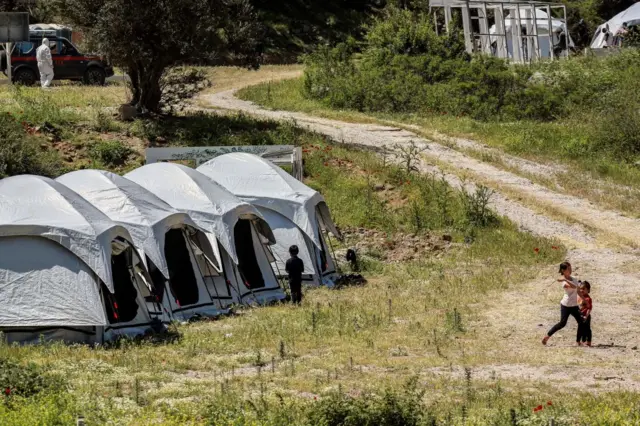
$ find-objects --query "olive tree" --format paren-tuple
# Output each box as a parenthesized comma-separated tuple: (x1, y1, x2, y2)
(58, 0, 262, 112)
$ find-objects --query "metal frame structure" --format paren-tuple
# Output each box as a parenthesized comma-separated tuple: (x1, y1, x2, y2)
(145, 145, 304, 181)
(430, 0, 569, 63)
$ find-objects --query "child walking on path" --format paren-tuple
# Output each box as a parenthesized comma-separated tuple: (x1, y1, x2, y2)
(577, 281, 593, 347)
(542, 262, 582, 345)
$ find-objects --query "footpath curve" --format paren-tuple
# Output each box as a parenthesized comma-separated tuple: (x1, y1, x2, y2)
(200, 83, 640, 391)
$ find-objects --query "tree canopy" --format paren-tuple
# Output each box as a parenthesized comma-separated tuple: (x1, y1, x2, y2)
(58, 0, 262, 112)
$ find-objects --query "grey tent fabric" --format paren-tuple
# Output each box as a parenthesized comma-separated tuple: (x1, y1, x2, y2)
(197, 153, 341, 249)
(125, 163, 275, 265)
(0, 175, 131, 291)
(257, 207, 316, 278)
(57, 170, 202, 279)
(0, 236, 106, 326)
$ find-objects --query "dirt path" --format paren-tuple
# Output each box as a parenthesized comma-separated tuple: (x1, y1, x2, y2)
(199, 77, 640, 392)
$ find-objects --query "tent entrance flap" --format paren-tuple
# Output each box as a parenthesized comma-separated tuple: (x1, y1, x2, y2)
(234, 220, 265, 289)
(164, 229, 200, 306)
(105, 250, 140, 324)
(146, 257, 167, 303)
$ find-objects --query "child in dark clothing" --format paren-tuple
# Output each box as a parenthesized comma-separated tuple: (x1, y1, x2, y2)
(577, 281, 593, 347)
(285, 245, 304, 304)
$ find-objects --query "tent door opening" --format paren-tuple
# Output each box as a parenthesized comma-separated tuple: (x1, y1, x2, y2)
(234, 219, 265, 289)
(164, 229, 200, 306)
(105, 249, 140, 323)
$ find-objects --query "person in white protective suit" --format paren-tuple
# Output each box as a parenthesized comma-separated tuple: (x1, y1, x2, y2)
(35, 38, 54, 88)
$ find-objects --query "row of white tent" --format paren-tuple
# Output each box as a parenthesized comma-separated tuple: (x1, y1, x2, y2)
(0, 153, 341, 344)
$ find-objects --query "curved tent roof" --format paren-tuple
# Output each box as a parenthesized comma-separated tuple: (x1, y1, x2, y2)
(197, 153, 340, 248)
(57, 170, 201, 279)
(591, 3, 640, 48)
(0, 175, 130, 291)
(125, 163, 274, 264)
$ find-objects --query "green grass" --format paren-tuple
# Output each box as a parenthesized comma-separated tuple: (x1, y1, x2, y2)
(1, 67, 635, 424)
(0, 131, 582, 424)
(238, 77, 640, 218)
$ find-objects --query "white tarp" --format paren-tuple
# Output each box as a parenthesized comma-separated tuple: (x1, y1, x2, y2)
(490, 8, 574, 57)
(125, 163, 275, 265)
(0, 236, 106, 326)
(57, 170, 202, 279)
(197, 153, 341, 249)
(0, 175, 131, 291)
(591, 3, 640, 48)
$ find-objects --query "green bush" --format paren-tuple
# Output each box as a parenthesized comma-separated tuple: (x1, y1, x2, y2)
(307, 379, 429, 426)
(0, 358, 63, 398)
(303, 8, 563, 121)
(302, 7, 640, 160)
(88, 140, 133, 166)
(0, 113, 65, 178)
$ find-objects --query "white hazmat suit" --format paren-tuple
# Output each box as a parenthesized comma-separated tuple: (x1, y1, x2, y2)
(36, 38, 54, 88)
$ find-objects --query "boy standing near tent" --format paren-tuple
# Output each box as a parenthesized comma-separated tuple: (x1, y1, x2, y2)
(286, 245, 304, 304)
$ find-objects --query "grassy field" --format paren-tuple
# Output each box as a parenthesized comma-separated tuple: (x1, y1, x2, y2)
(238, 77, 640, 219)
(1, 68, 639, 425)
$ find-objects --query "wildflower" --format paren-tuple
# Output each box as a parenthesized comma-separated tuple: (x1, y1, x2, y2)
(4, 388, 10, 396)
(534, 248, 540, 254)
(324, 162, 328, 167)
(552, 246, 558, 250)
(547, 401, 552, 406)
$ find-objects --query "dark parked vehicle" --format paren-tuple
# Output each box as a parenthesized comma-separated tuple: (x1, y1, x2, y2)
(0, 36, 114, 85)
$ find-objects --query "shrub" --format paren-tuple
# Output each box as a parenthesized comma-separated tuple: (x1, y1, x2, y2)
(0, 358, 64, 398)
(88, 140, 133, 166)
(0, 113, 65, 178)
(303, 8, 565, 121)
(306, 378, 429, 426)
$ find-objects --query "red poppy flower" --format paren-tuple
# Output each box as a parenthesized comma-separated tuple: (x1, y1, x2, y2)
(314, 396, 317, 400)
(547, 401, 552, 406)
(303, 149, 309, 153)
(536, 405, 543, 411)
(324, 162, 328, 167)
(4, 388, 10, 396)
(534, 248, 540, 254)
(552, 246, 558, 250)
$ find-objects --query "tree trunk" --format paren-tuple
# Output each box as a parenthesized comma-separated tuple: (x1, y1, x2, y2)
(135, 67, 164, 113)
(127, 65, 141, 107)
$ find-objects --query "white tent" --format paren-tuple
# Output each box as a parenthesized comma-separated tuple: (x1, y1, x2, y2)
(0, 175, 158, 344)
(489, 8, 574, 60)
(125, 163, 285, 305)
(197, 153, 341, 286)
(591, 3, 640, 49)
(57, 170, 236, 321)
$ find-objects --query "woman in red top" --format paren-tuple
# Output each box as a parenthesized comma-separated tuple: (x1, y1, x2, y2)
(577, 281, 593, 347)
